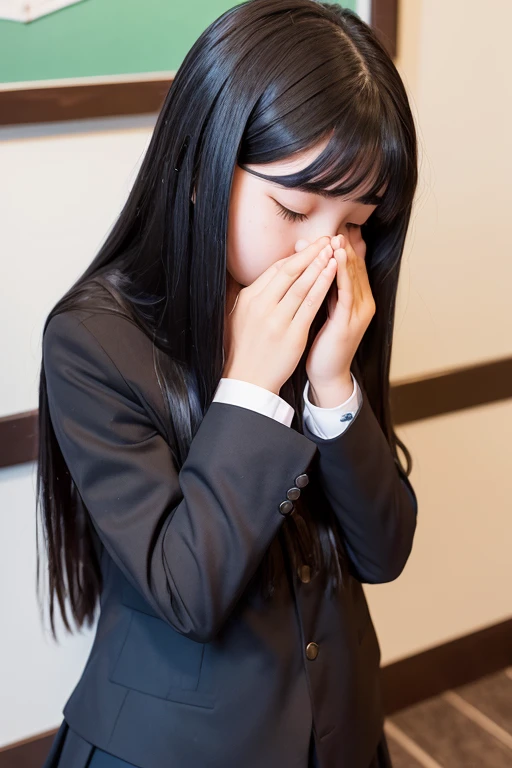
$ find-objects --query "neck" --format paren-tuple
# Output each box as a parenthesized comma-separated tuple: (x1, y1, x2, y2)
(225, 271, 241, 317)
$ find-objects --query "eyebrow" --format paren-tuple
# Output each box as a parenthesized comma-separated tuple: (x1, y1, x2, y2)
(266, 179, 383, 205)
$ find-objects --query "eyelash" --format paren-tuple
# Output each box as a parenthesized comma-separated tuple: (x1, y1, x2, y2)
(275, 202, 308, 223)
(274, 201, 365, 228)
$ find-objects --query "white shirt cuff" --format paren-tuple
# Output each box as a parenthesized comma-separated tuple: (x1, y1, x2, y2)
(212, 374, 363, 440)
(302, 372, 362, 439)
(212, 378, 295, 427)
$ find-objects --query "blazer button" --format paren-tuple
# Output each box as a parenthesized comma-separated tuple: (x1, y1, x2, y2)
(287, 487, 301, 501)
(279, 500, 294, 516)
(297, 564, 311, 583)
(306, 642, 319, 660)
(295, 473, 309, 488)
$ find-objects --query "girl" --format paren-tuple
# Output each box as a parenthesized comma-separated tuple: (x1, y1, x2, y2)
(37, 1, 418, 766)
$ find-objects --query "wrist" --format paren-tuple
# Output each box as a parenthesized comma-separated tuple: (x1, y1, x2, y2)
(222, 370, 280, 397)
(307, 373, 353, 408)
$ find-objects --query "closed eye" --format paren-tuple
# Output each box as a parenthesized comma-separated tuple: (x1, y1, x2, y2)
(273, 200, 366, 228)
(273, 200, 308, 223)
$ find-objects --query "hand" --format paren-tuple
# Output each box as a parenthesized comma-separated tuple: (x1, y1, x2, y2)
(297, 227, 376, 389)
(223, 236, 338, 395)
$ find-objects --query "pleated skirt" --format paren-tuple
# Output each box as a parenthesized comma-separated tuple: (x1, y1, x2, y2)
(43, 718, 394, 767)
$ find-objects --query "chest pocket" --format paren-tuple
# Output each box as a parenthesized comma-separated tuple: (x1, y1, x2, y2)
(109, 609, 216, 709)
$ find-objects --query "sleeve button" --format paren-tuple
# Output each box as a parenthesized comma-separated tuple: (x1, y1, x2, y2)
(295, 473, 309, 488)
(287, 487, 301, 501)
(279, 500, 294, 515)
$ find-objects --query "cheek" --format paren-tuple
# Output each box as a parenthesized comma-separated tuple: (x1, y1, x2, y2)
(227, 208, 291, 286)
(227, 240, 276, 286)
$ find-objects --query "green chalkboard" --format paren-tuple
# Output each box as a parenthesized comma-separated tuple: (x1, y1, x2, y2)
(0, 0, 357, 85)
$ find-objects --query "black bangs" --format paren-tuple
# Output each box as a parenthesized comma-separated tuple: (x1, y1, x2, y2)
(238, 104, 410, 229)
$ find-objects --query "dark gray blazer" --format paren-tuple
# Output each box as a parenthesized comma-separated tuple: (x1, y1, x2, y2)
(43, 288, 417, 768)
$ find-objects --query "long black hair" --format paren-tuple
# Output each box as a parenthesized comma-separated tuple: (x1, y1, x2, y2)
(36, 0, 418, 638)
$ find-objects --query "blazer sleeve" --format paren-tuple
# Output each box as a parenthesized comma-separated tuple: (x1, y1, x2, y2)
(43, 311, 318, 643)
(302, 384, 418, 584)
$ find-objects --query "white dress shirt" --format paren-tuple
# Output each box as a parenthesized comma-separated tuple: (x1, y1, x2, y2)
(212, 372, 363, 439)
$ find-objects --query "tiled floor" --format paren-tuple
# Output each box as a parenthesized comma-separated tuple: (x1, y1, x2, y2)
(384, 667, 512, 767)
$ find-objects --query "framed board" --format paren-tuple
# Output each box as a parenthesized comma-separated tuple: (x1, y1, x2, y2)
(0, 0, 398, 126)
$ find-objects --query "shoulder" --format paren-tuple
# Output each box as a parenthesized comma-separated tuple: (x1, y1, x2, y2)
(43, 281, 171, 438)
(43, 309, 137, 409)
(44, 279, 156, 385)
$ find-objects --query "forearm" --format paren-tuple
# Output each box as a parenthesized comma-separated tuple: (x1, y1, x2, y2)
(302, 385, 418, 583)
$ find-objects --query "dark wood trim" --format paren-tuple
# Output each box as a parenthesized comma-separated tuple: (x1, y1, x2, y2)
(2, 616, 510, 766)
(381, 617, 512, 715)
(0, 409, 38, 470)
(390, 355, 512, 426)
(0, 78, 172, 127)
(371, 0, 399, 59)
(0, 0, 397, 127)
(0, 727, 57, 768)
(1, 355, 511, 469)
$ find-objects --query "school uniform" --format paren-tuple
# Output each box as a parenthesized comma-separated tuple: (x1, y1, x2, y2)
(41, 279, 417, 768)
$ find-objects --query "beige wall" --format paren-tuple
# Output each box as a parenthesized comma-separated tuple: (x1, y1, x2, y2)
(0, 113, 158, 747)
(365, 0, 512, 661)
(393, 0, 511, 374)
(0, 0, 510, 748)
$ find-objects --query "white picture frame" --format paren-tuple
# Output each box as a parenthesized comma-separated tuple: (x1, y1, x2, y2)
(0, 0, 86, 23)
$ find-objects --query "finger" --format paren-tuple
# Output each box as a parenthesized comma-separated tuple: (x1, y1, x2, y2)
(349, 248, 364, 305)
(333, 238, 358, 307)
(342, 235, 364, 306)
(290, 257, 338, 331)
(254, 237, 333, 308)
(334, 247, 354, 313)
(347, 225, 366, 260)
(347, 229, 372, 302)
(325, 278, 338, 318)
(246, 236, 331, 300)
(353, 244, 372, 302)
(274, 242, 336, 323)
(295, 239, 311, 252)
